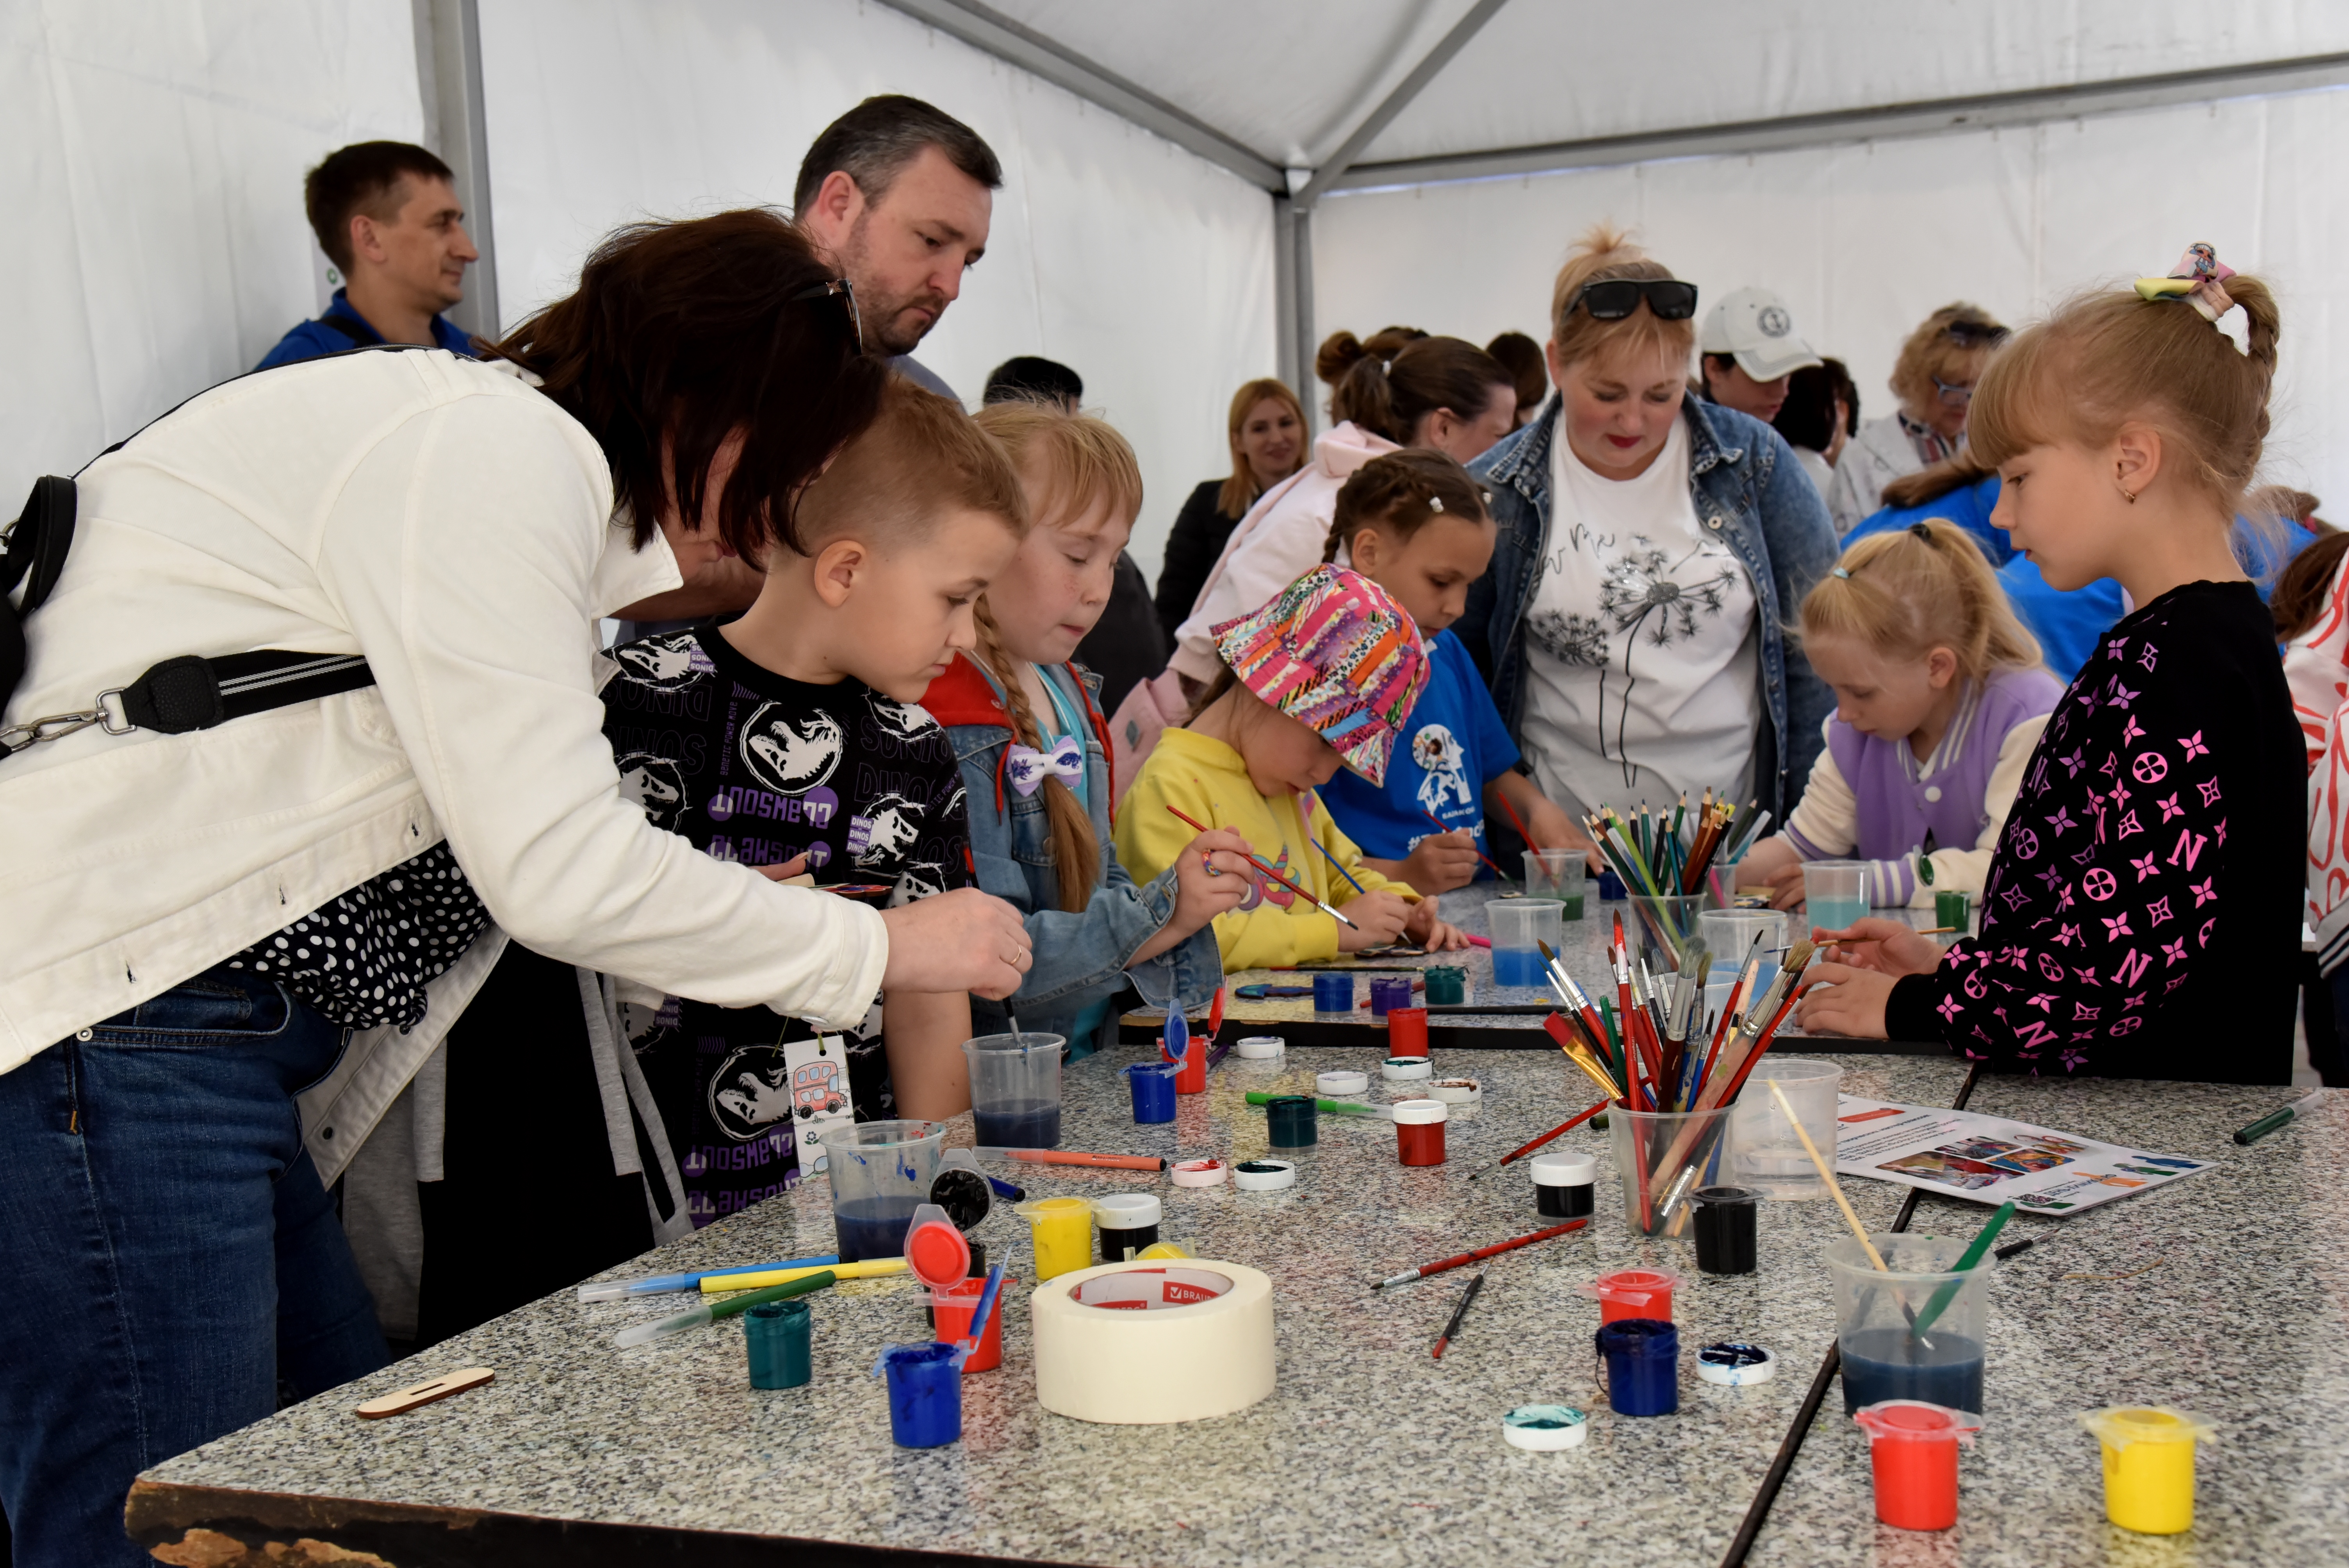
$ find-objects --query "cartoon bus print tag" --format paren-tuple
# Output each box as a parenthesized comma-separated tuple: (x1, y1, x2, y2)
(784, 1032, 855, 1175)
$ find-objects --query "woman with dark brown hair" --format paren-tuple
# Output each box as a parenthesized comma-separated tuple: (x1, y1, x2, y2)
(1167, 331, 1515, 686)
(0, 208, 1031, 1566)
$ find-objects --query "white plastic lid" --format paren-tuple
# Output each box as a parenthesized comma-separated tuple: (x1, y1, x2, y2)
(1235, 1035, 1285, 1058)
(1391, 1098, 1448, 1125)
(1696, 1342, 1777, 1386)
(1317, 1070, 1369, 1096)
(1428, 1078, 1482, 1104)
(1232, 1159, 1297, 1191)
(1529, 1150, 1597, 1187)
(1092, 1193, 1162, 1229)
(1501, 1405, 1588, 1450)
(1381, 1057, 1432, 1080)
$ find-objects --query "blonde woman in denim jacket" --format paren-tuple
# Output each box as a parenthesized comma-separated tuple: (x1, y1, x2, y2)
(1453, 227, 1837, 829)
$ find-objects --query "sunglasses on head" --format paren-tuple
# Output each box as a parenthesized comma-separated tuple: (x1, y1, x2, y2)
(1943, 320, 2009, 348)
(1570, 278, 1700, 322)
(791, 276, 864, 353)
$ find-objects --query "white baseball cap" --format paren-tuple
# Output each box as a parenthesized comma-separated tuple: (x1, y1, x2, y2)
(1700, 287, 1822, 383)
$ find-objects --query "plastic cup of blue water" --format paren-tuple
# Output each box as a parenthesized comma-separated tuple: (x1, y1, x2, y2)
(1699, 907, 1789, 1019)
(1802, 861, 1870, 935)
(1829, 1233, 1991, 1415)
(874, 1342, 963, 1447)
(825, 1120, 946, 1262)
(961, 1032, 1065, 1149)
(1124, 1060, 1178, 1123)
(1486, 899, 1564, 988)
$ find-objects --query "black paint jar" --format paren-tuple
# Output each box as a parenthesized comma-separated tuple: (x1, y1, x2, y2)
(1691, 1185, 1759, 1275)
(1529, 1149, 1596, 1219)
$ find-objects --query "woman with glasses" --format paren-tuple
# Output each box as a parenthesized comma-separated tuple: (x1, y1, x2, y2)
(1452, 225, 1838, 836)
(1823, 303, 2009, 535)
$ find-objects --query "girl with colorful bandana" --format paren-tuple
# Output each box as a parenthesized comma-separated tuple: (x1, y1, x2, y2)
(1117, 565, 1471, 968)
(924, 403, 1254, 1060)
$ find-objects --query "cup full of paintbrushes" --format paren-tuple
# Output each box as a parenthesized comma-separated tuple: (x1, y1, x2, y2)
(1608, 1103, 1736, 1237)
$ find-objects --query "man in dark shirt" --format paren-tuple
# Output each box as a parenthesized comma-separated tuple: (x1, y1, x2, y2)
(257, 141, 478, 370)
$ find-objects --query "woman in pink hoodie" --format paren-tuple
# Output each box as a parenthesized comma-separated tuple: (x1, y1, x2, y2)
(1166, 332, 1518, 690)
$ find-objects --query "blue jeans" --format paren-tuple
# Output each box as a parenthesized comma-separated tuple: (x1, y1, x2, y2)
(0, 968, 389, 1565)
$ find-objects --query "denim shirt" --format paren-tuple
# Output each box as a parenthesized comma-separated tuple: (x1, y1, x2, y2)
(945, 661, 1220, 1058)
(1456, 394, 1839, 823)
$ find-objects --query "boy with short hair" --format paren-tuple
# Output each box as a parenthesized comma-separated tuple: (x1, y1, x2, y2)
(603, 381, 1029, 1222)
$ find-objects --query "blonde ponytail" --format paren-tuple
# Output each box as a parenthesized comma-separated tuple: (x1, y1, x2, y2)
(1800, 519, 2041, 681)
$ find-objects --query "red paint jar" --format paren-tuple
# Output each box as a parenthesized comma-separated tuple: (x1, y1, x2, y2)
(1387, 1007, 1429, 1057)
(1162, 1035, 1207, 1095)
(1581, 1268, 1678, 1324)
(1855, 1400, 1980, 1531)
(931, 1274, 1017, 1373)
(1393, 1099, 1447, 1165)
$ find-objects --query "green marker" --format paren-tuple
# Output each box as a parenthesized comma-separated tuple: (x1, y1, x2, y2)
(2234, 1090, 2325, 1146)
(1909, 1202, 2014, 1341)
(1245, 1090, 1393, 1120)
(615, 1269, 837, 1348)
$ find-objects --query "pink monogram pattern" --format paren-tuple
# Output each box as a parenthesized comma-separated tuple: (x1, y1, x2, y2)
(1921, 614, 2227, 1074)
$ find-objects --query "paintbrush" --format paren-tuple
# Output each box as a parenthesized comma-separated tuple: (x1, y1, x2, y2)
(1467, 1098, 1609, 1180)
(1163, 804, 1357, 929)
(1308, 834, 1371, 895)
(1430, 1270, 1487, 1360)
(1422, 807, 1508, 877)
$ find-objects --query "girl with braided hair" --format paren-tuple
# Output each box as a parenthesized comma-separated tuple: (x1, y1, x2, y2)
(923, 402, 1251, 1060)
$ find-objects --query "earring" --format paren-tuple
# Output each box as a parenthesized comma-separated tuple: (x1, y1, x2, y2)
(2118, 483, 2139, 504)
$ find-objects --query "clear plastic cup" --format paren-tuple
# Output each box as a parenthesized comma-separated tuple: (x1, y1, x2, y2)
(826, 1120, 946, 1262)
(1828, 1232, 1992, 1414)
(1487, 898, 1563, 988)
(1802, 860, 1870, 934)
(1698, 906, 1789, 1008)
(961, 1032, 1064, 1149)
(1730, 1058, 1842, 1199)
(1625, 889, 1720, 968)
(1523, 850, 1587, 919)
(1609, 1104, 1735, 1236)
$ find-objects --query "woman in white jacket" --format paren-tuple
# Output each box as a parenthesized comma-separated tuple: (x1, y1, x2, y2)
(0, 210, 1030, 1566)
(1166, 331, 1517, 688)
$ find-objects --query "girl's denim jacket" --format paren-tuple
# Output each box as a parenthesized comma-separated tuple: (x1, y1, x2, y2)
(1454, 394, 1840, 823)
(929, 655, 1219, 1059)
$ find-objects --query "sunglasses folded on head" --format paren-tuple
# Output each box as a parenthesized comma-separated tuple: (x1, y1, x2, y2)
(1570, 278, 1700, 323)
(1943, 320, 2009, 347)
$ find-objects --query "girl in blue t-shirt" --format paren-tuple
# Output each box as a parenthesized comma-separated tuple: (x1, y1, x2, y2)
(1313, 451, 1598, 892)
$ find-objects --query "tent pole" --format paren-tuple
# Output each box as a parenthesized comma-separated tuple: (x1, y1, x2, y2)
(416, 0, 500, 340)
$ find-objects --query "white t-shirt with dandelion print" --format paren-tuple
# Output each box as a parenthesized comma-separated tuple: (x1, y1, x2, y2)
(1519, 412, 1759, 821)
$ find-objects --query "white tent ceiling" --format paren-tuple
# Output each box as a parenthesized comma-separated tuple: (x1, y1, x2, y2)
(955, 1, 2349, 174)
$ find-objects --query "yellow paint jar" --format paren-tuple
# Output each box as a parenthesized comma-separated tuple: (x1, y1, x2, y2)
(2078, 1406, 2216, 1534)
(1015, 1197, 1094, 1281)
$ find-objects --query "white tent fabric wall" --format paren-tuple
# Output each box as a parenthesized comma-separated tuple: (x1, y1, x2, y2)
(0, 1, 427, 507)
(1312, 84, 2349, 515)
(476, 0, 1277, 577)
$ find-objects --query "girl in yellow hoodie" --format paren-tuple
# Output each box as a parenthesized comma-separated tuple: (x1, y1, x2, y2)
(1116, 565, 1469, 969)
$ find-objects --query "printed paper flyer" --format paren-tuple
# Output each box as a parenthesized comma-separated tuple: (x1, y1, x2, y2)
(1833, 1096, 2210, 1213)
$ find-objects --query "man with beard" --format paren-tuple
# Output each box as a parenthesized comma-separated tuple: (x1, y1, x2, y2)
(614, 95, 1000, 630)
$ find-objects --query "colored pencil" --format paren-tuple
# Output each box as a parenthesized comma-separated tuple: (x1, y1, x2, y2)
(1371, 1219, 1590, 1290)
(1163, 804, 1358, 929)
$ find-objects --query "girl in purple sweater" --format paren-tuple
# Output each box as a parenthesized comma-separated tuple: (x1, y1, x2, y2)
(1798, 247, 2306, 1084)
(1738, 519, 2060, 911)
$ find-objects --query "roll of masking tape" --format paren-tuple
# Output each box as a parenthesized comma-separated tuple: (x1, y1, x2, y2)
(1031, 1261, 1276, 1424)
(1232, 1159, 1297, 1191)
(1171, 1159, 1228, 1187)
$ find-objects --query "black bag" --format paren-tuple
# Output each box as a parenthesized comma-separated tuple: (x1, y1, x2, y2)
(0, 475, 76, 709)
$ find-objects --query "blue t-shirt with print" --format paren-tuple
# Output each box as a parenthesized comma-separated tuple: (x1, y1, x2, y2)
(1319, 630, 1520, 877)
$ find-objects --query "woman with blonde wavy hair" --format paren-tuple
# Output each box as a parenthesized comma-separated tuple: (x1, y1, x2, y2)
(1451, 224, 1839, 833)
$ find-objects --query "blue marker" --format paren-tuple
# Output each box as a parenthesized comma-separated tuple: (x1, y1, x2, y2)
(577, 1252, 841, 1302)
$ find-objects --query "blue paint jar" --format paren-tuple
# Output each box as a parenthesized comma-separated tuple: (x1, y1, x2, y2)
(1597, 1319, 1679, 1417)
(1597, 868, 1627, 901)
(1312, 973, 1353, 1013)
(745, 1299, 812, 1390)
(1368, 977, 1413, 1017)
(876, 1342, 962, 1447)
(1123, 1061, 1178, 1123)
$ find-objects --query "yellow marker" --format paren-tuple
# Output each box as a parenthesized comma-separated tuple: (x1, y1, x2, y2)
(1015, 1196, 1094, 1281)
(2078, 1407, 2216, 1534)
(702, 1257, 907, 1294)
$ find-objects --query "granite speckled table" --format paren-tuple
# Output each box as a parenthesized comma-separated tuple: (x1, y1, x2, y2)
(129, 1023, 2343, 1567)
